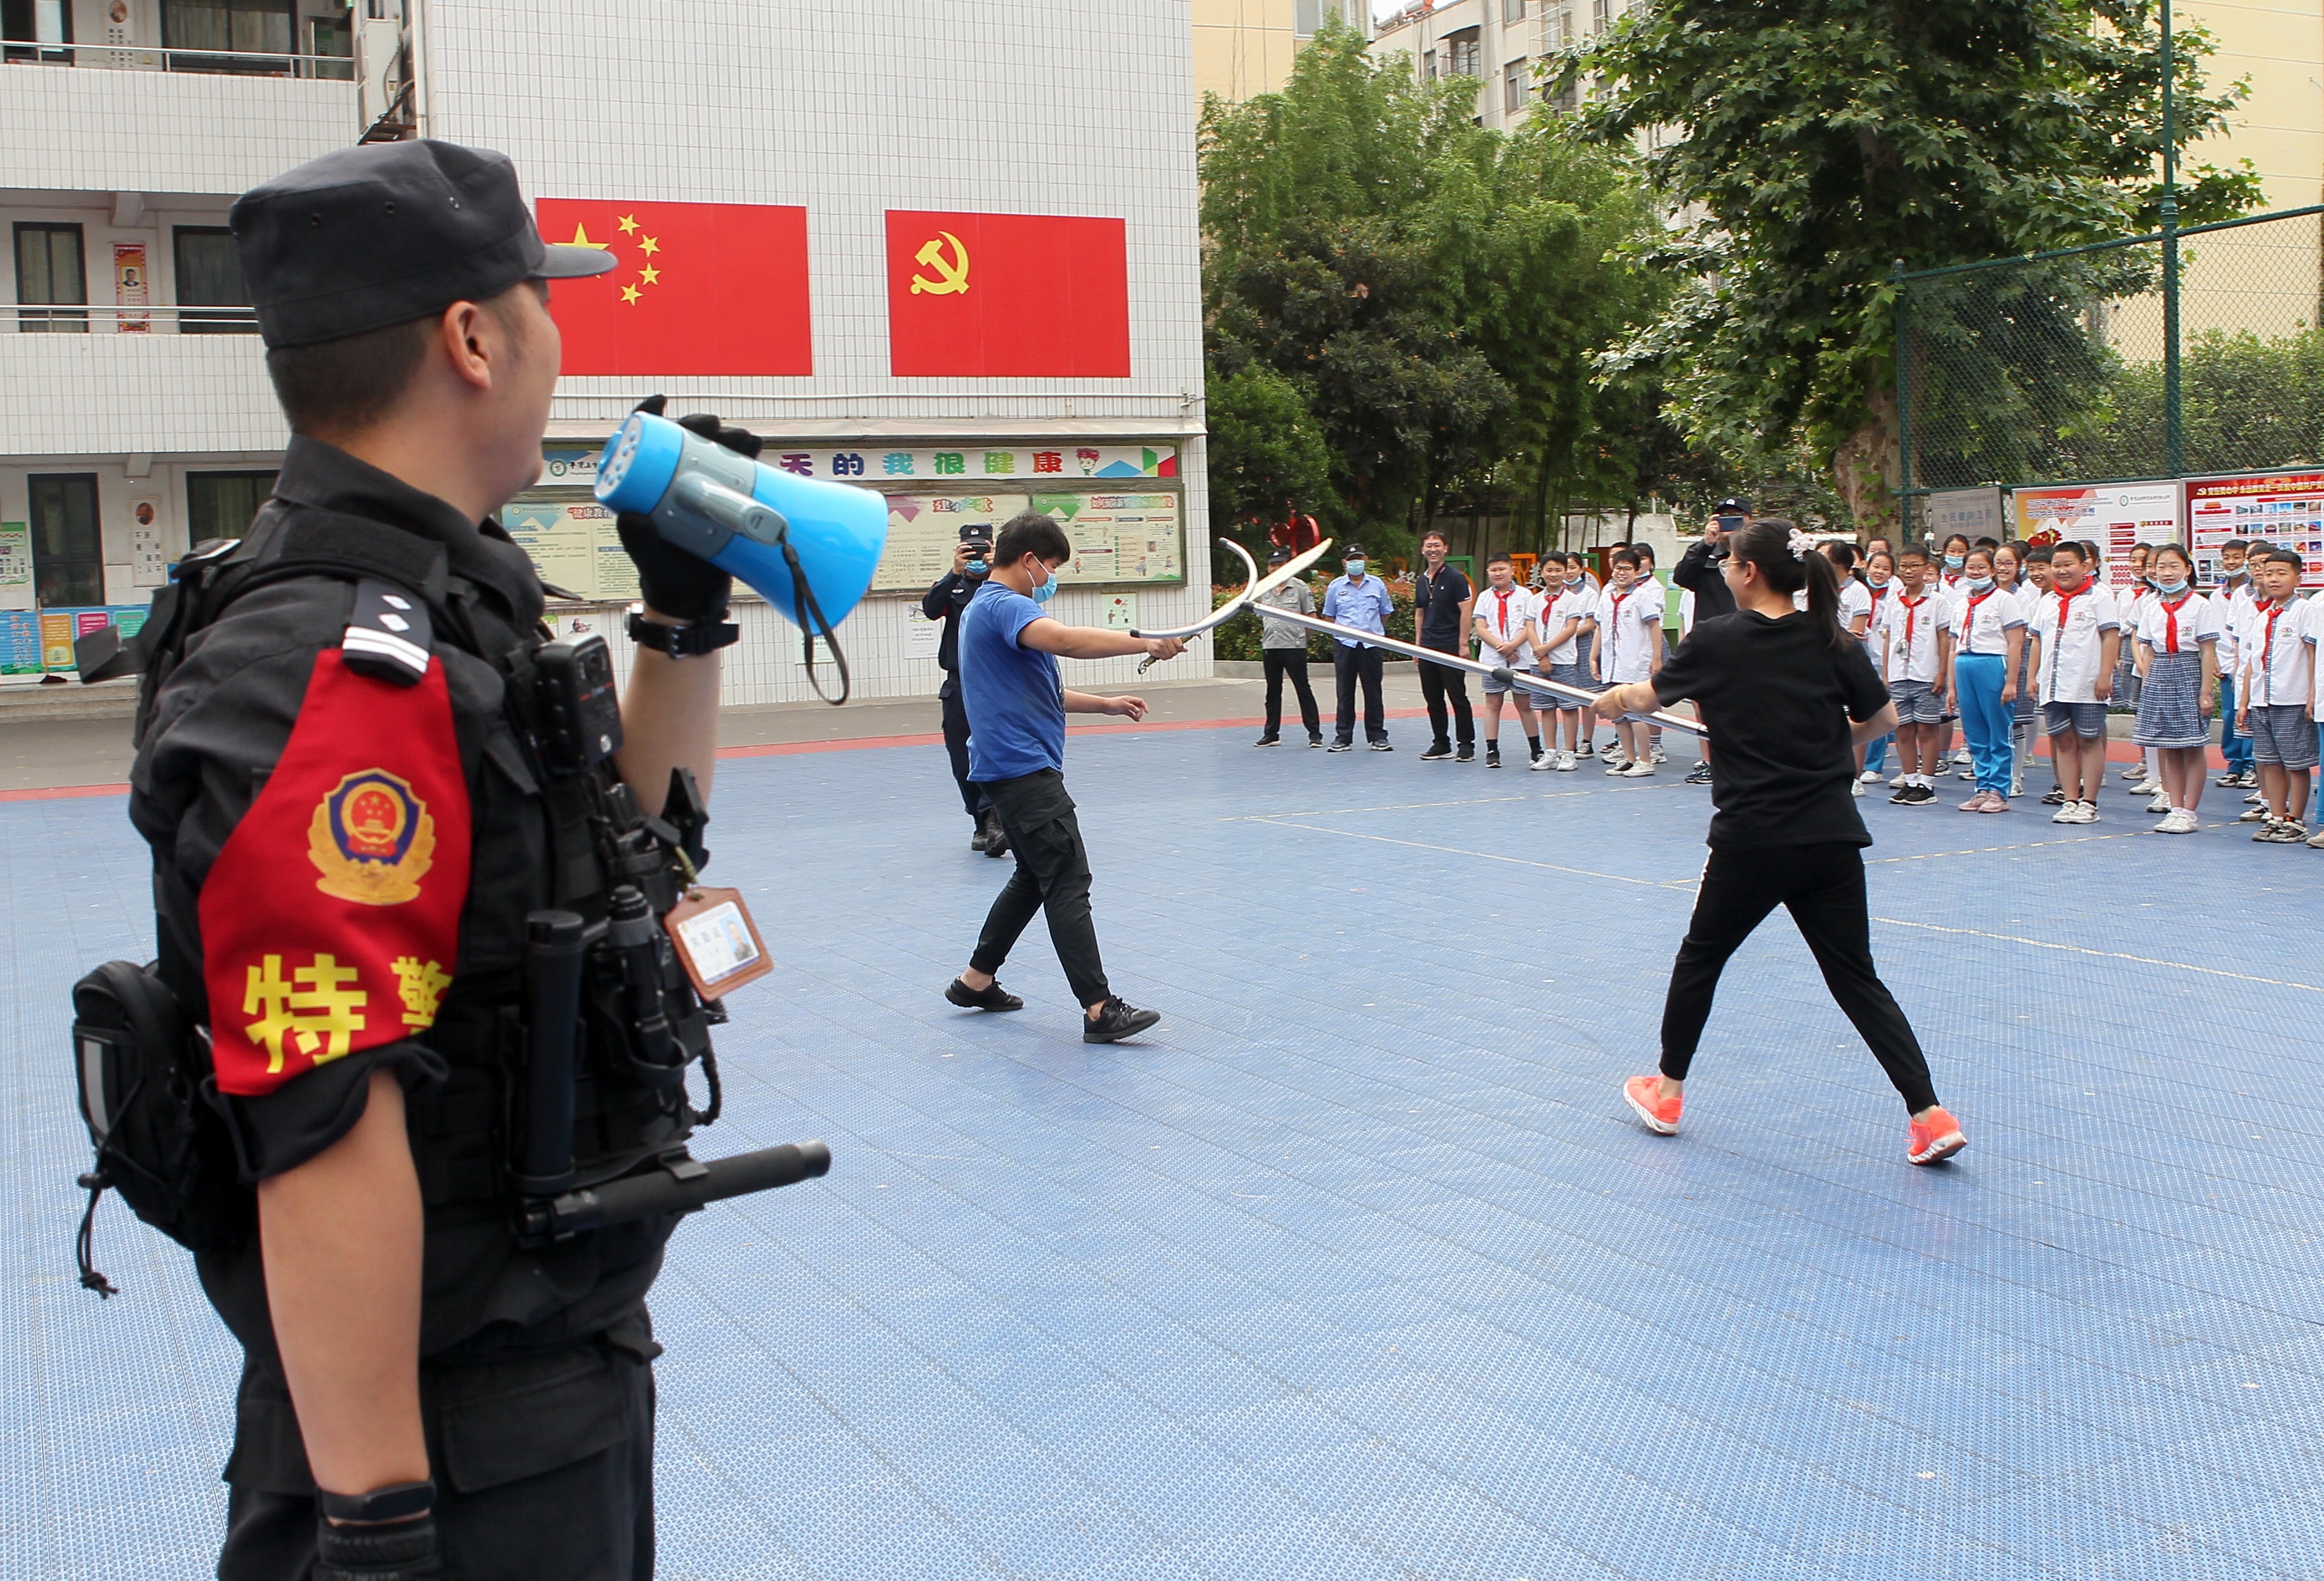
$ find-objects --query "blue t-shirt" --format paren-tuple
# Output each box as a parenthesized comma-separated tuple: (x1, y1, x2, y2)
(959, 581, 1066, 782)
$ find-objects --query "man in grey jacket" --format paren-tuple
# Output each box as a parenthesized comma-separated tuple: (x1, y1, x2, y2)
(1254, 547, 1322, 746)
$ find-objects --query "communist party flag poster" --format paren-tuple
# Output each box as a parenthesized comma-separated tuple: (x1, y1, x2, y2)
(885, 211, 1130, 378)
(534, 199, 812, 377)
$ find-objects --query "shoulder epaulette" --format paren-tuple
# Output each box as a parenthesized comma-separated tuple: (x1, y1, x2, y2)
(341, 578, 434, 685)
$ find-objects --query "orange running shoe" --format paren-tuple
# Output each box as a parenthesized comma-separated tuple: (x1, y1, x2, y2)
(1623, 1075, 1682, 1135)
(1907, 1107, 1967, 1165)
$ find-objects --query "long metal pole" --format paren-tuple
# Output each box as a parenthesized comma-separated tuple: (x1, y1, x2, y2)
(1892, 258, 1913, 545)
(2160, 0, 2182, 477)
(1248, 607, 1708, 737)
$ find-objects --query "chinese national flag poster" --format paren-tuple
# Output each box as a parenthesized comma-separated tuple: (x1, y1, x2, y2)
(885, 211, 1131, 378)
(534, 199, 812, 377)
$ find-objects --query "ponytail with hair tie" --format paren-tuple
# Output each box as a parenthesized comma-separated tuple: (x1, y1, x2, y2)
(1729, 517, 1852, 651)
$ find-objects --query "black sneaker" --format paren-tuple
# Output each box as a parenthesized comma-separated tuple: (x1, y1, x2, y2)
(2040, 787, 2068, 805)
(1308, 735, 1325, 748)
(1420, 743, 1454, 761)
(978, 809, 1010, 857)
(1254, 734, 1280, 747)
(1901, 784, 1937, 806)
(1683, 763, 1712, 785)
(1887, 783, 1913, 804)
(1527, 741, 1543, 764)
(1369, 741, 1393, 752)
(1485, 744, 1501, 769)
(1326, 741, 1352, 753)
(1454, 744, 1475, 762)
(1084, 997, 1161, 1043)
(945, 977, 1023, 1012)
(969, 820, 993, 853)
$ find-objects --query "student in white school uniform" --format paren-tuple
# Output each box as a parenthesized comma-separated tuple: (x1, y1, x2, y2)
(2210, 538, 2258, 790)
(1858, 550, 1899, 787)
(1529, 551, 1596, 772)
(1944, 545, 2025, 812)
(1823, 543, 1876, 794)
(1471, 551, 1542, 769)
(2236, 548, 2316, 842)
(1591, 548, 1665, 776)
(2022, 539, 2120, 825)
(1675, 585, 1715, 785)
(1876, 546, 1951, 805)
(2129, 542, 2221, 833)
(2306, 592, 2324, 849)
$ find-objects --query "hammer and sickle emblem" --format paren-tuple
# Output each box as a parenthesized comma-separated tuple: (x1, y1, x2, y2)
(910, 231, 970, 296)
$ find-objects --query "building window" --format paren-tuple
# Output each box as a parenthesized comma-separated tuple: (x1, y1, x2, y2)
(1591, 0, 1611, 30)
(14, 223, 86, 333)
(1504, 59, 1529, 113)
(173, 227, 258, 334)
(1295, 0, 1335, 34)
(1447, 27, 1480, 76)
(1, 0, 73, 63)
(1552, 3, 1573, 46)
(163, 0, 295, 70)
(1550, 79, 1579, 112)
(1504, 0, 1526, 19)
(1422, 48, 1437, 81)
(186, 470, 278, 545)
(29, 474, 103, 607)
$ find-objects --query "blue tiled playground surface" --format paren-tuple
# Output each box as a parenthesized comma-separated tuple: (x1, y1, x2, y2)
(6, 718, 2324, 1579)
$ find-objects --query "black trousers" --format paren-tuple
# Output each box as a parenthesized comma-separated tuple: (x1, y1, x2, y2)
(970, 768, 1111, 1007)
(939, 677, 984, 820)
(1332, 645, 1388, 744)
(1417, 650, 1473, 748)
(1261, 647, 1321, 740)
(1659, 842, 1939, 1114)
(220, 1337, 656, 1581)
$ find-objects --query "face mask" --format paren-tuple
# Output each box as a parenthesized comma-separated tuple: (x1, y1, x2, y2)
(966, 558, 988, 578)
(1944, 553, 1966, 571)
(1345, 559, 1366, 576)
(1965, 575, 1994, 592)
(2156, 576, 2189, 596)
(1031, 564, 1058, 604)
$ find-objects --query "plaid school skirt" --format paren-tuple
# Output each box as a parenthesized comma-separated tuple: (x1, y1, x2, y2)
(2132, 650, 2206, 748)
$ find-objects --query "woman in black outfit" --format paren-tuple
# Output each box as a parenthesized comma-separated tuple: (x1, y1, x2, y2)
(1591, 519, 1967, 1166)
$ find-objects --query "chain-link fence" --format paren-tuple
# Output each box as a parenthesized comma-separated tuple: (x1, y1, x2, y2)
(1897, 205, 2324, 526)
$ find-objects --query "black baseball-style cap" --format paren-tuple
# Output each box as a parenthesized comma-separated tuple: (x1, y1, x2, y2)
(958, 521, 995, 545)
(1713, 497, 1751, 516)
(230, 140, 616, 349)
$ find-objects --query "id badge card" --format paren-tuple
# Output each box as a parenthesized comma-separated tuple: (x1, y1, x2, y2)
(664, 887, 773, 1000)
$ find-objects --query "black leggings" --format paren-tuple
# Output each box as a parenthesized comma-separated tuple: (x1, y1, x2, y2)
(970, 769, 1111, 1008)
(1659, 842, 1939, 1114)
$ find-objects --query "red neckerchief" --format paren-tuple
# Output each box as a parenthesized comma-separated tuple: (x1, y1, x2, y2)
(2156, 591, 2194, 654)
(1898, 593, 1928, 656)
(1490, 585, 1518, 637)
(2048, 579, 2090, 687)
(1867, 584, 1890, 628)
(1609, 584, 1638, 658)
(1958, 587, 1998, 652)
(2258, 599, 2293, 695)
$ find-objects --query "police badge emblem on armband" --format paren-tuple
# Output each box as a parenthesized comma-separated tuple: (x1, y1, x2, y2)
(307, 769, 437, 905)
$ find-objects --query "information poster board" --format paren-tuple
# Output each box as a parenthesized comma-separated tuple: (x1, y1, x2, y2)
(2186, 470, 2324, 588)
(0, 610, 41, 675)
(501, 491, 639, 603)
(2010, 482, 2181, 587)
(1033, 493, 1182, 584)
(870, 493, 1027, 594)
(764, 443, 1174, 487)
(0, 604, 149, 676)
(0, 520, 30, 610)
(1923, 486, 2005, 546)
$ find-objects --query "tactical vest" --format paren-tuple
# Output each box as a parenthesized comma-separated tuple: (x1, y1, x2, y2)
(91, 502, 719, 1349)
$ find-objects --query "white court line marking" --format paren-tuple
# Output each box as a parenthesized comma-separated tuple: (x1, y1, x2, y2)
(1242, 818, 1670, 889)
(1227, 782, 1690, 821)
(1868, 918, 2324, 994)
(1866, 831, 2141, 863)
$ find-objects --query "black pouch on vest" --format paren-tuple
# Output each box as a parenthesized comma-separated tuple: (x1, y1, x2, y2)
(70, 959, 251, 1295)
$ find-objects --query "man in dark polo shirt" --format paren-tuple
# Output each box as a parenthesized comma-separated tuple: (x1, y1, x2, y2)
(1411, 529, 1475, 761)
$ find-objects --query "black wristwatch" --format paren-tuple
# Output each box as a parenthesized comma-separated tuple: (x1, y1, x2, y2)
(318, 1479, 435, 1525)
(627, 608, 739, 658)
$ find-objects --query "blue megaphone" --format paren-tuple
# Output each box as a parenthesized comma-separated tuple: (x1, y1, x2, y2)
(594, 410, 887, 636)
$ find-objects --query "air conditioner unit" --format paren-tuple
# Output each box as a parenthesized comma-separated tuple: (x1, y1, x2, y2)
(356, 17, 404, 127)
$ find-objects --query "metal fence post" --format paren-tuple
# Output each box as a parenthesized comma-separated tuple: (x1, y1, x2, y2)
(2161, 0, 2183, 477)
(1892, 258, 1913, 543)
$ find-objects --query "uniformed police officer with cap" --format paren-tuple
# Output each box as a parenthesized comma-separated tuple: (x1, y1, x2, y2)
(129, 138, 747, 1580)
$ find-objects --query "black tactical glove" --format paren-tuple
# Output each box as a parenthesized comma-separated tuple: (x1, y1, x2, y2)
(314, 1512, 444, 1581)
(614, 394, 763, 625)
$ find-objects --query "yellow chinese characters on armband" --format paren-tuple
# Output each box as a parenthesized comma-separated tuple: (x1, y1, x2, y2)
(392, 957, 453, 1029)
(242, 953, 369, 1075)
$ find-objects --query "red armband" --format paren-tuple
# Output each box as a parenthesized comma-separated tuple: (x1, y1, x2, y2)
(198, 650, 472, 1097)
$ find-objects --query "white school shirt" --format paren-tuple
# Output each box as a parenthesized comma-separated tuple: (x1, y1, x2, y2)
(2134, 591, 2221, 658)
(2306, 598, 2324, 713)
(1473, 583, 1537, 663)
(2209, 579, 2253, 672)
(1597, 581, 1661, 682)
(1531, 586, 1591, 665)
(2242, 596, 2315, 707)
(1951, 583, 2024, 656)
(1877, 592, 1947, 684)
(2028, 583, 2120, 705)
(1861, 581, 1896, 660)
(1678, 588, 1697, 640)
(1837, 578, 1873, 638)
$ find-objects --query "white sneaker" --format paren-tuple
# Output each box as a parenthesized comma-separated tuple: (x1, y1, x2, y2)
(1619, 760, 1657, 777)
(2120, 765, 2144, 781)
(1649, 746, 1668, 765)
(2239, 805, 2271, 822)
(2079, 801, 2101, 824)
(1861, 769, 1887, 783)
(1527, 751, 1556, 771)
(2050, 802, 2082, 824)
(2130, 779, 2160, 798)
(2144, 790, 2172, 814)
(1604, 758, 1631, 776)
(2156, 809, 2199, 834)
(1852, 779, 1865, 797)
(1889, 772, 1911, 788)
(1555, 751, 1577, 771)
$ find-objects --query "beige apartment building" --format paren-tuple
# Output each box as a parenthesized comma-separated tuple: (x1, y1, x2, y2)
(1192, 0, 1363, 105)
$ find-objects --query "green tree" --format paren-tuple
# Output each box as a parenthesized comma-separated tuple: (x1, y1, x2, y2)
(1566, 0, 2262, 528)
(1205, 361, 1337, 553)
(1200, 20, 1666, 548)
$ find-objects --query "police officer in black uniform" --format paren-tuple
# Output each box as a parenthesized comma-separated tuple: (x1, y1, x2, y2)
(128, 140, 743, 1581)
(924, 521, 1007, 856)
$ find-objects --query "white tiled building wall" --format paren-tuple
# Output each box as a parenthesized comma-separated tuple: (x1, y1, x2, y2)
(0, 70, 353, 195)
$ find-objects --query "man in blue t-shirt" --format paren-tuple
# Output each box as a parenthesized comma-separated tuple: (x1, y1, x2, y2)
(946, 512, 1185, 1043)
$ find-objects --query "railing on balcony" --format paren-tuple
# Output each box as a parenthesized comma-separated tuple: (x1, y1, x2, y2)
(0, 43, 352, 79)
(8, 302, 259, 333)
